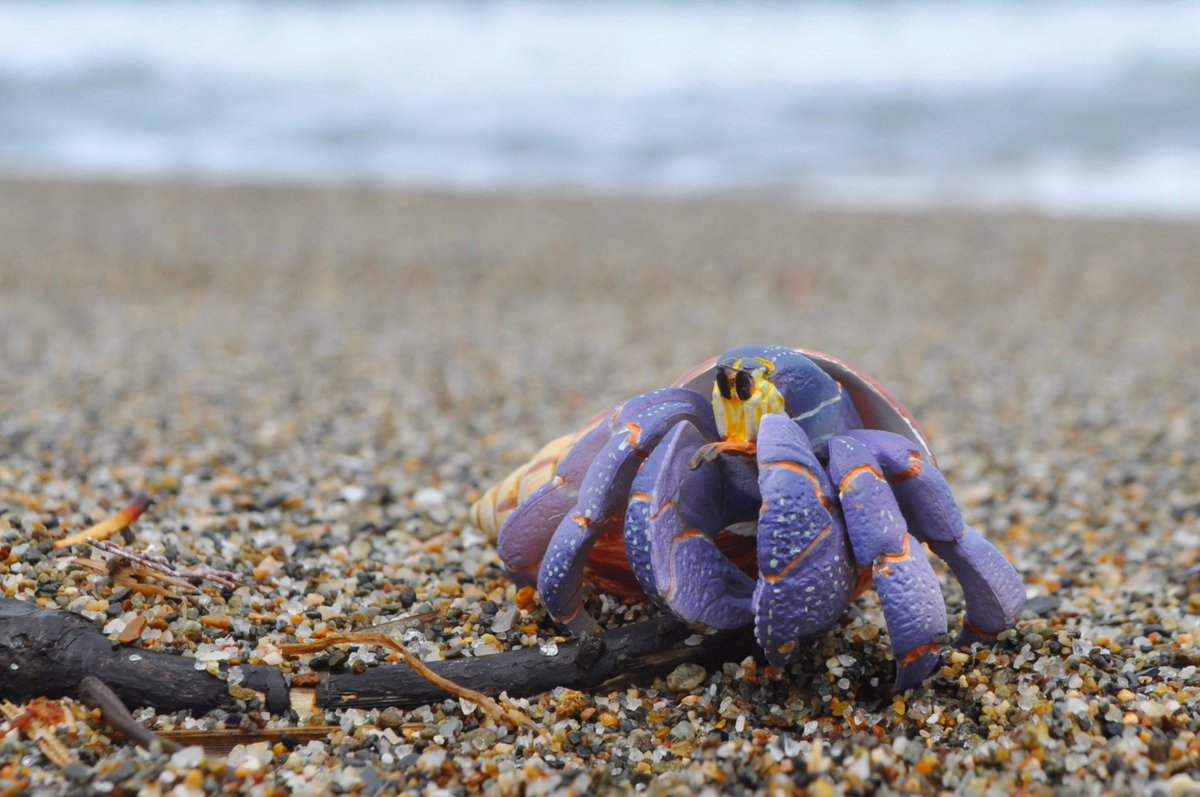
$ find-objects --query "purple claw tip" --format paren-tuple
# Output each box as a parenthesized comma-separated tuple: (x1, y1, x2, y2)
(894, 650, 941, 692)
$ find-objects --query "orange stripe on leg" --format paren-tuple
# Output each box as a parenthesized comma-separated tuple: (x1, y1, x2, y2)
(649, 499, 675, 520)
(899, 642, 940, 668)
(762, 460, 832, 508)
(887, 451, 925, 485)
(872, 536, 913, 577)
(623, 422, 643, 448)
(664, 527, 710, 603)
(559, 603, 582, 626)
(763, 526, 833, 583)
(838, 464, 884, 495)
(961, 618, 1000, 641)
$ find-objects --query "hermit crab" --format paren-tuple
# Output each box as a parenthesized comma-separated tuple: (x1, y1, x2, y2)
(472, 346, 1025, 690)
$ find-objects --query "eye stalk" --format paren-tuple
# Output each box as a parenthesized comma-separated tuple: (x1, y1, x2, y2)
(711, 358, 785, 443)
(734, 371, 753, 401)
(717, 368, 733, 400)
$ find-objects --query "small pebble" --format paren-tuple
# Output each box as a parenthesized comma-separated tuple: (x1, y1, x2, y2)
(666, 663, 707, 692)
(555, 690, 588, 720)
(200, 614, 233, 630)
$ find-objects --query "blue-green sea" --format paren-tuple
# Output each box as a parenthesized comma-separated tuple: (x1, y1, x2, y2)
(1, 1, 1197, 215)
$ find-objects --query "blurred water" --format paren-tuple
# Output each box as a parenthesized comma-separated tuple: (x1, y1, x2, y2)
(1, 0, 1198, 216)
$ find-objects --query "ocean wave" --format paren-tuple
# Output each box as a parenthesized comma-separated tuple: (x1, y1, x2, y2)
(1, 0, 1198, 215)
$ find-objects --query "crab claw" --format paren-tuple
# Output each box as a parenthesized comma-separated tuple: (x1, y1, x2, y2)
(496, 419, 611, 587)
(752, 415, 855, 665)
(536, 389, 716, 635)
(829, 435, 948, 691)
(643, 421, 755, 629)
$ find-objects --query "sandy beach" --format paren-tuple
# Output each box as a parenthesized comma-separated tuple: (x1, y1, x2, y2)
(2, 177, 1199, 795)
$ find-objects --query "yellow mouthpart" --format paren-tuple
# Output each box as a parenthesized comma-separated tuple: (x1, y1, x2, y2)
(712, 359, 786, 443)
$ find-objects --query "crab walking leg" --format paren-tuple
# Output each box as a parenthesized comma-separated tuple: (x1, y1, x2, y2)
(624, 416, 722, 608)
(845, 429, 1026, 644)
(752, 415, 855, 666)
(930, 528, 1025, 645)
(829, 436, 948, 691)
(623, 430, 687, 608)
(497, 387, 711, 587)
(644, 422, 755, 629)
(537, 390, 719, 635)
(496, 419, 612, 587)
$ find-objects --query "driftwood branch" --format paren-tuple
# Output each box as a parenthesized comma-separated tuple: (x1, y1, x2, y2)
(0, 599, 289, 714)
(315, 618, 759, 710)
(0, 598, 760, 717)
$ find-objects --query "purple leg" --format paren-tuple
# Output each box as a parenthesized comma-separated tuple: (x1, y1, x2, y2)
(624, 414, 724, 607)
(753, 415, 855, 665)
(845, 430, 1025, 644)
(623, 426, 689, 608)
(929, 527, 1026, 644)
(828, 436, 948, 691)
(496, 420, 610, 586)
(646, 421, 755, 629)
(537, 389, 717, 635)
(497, 387, 711, 587)
(622, 479, 657, 604)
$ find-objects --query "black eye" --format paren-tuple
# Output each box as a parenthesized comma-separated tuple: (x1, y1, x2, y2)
(716, 369, 732, 400)
(735, 372, 753, 401)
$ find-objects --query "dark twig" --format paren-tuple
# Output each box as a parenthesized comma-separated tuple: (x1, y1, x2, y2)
(0, 598, 760, 719)
(78, 676, 181, 753)
(283, 633, 535, 728)
(0, 599, 289, 714)
(314, 618, 760, 710)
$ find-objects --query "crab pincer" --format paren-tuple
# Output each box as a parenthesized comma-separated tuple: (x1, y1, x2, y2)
(753, 416, 856, 666)
(534, 389, 716, 635)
